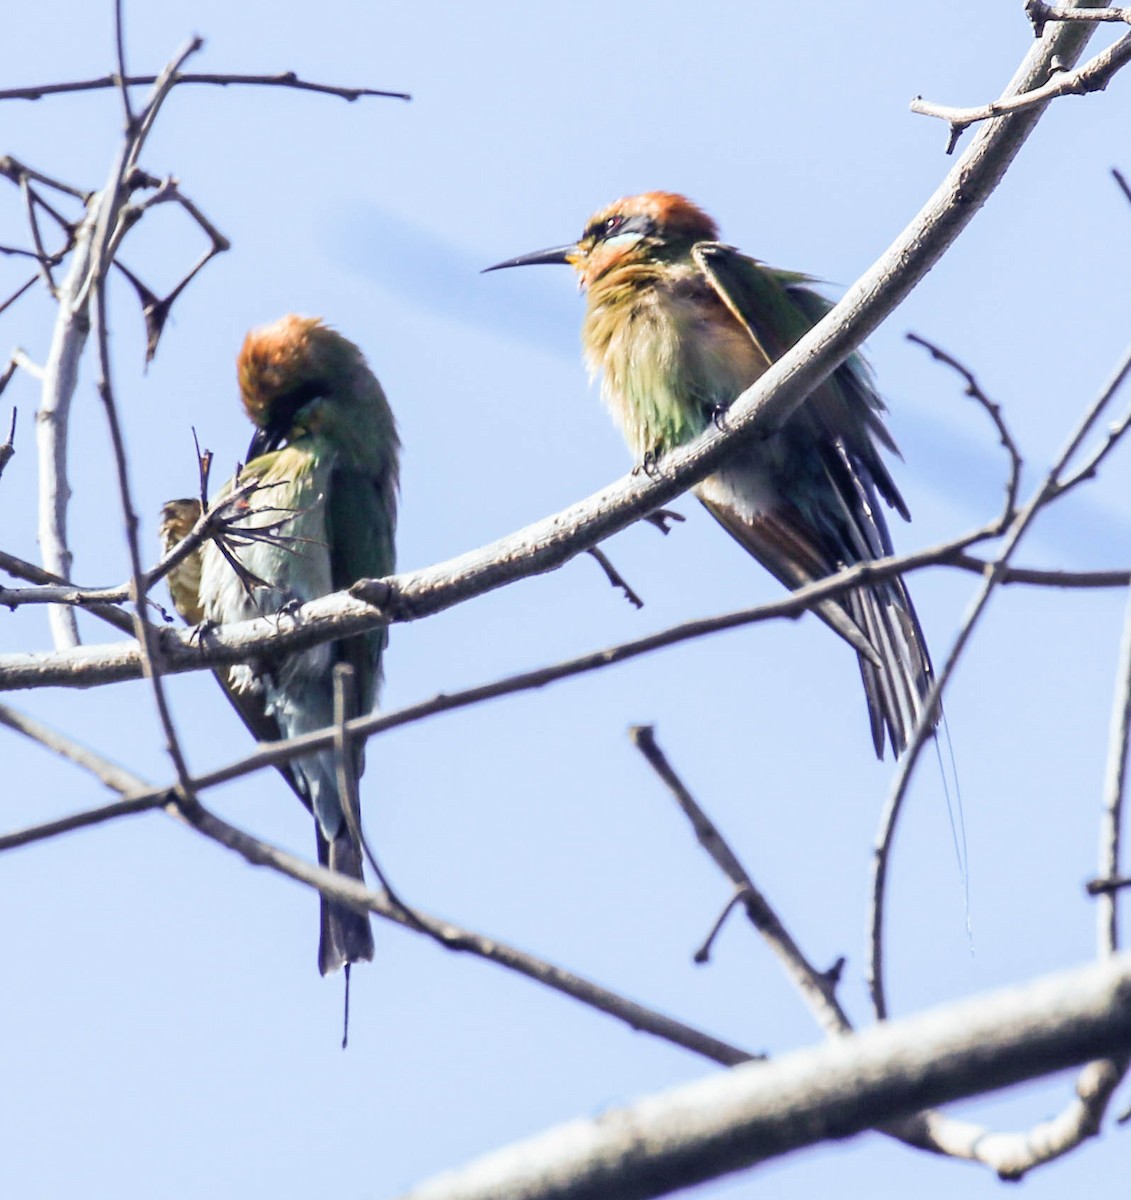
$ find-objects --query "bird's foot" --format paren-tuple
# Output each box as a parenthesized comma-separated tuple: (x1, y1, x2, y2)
(711, 402, 730, 431)
(633, 447, 663, 479)
(190, 617, 217, 646)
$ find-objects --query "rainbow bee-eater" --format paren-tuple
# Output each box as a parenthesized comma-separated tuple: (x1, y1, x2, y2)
(163, 315, 399, 975)
(486, 192, 934, 758)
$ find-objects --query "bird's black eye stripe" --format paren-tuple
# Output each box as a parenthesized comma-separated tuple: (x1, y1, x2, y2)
(585, 212, 655, 243)
(603, 214, 654, 240)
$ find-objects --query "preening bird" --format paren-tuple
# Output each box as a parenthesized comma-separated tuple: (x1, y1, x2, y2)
(158, 498, 205, 627)
(486, 192, 934, 757)
(162, 315, 399, 975)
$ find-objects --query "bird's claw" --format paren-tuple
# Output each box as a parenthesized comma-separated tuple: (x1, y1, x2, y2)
(633, 447, 663, 479)
(190, 617, 217, 646)
(275, 597, 304, 624)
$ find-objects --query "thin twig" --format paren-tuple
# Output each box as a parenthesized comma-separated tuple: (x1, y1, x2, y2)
(911, 29, 1131, 154)
(0, 275, 37, 317)
(93, 283, 196, 794)
(0, 703, 147, 797)
(112, 0, 135, 128)
(0, 700, 752, 1069)
(950, 556, 1129, 588)
(0, 155, 91, 200)
(0, 71, 411, 103)
(0, 406, 15, 481)
(19, 174, 58, 296)
(587, 547, 644, 609)
(1098, 588, 1131, 957)
(642, 509, 686, 536)
(629, 726, 852, 1038)
(908, 332, 1022, 522)
(1026, 2, 1131, 38)
(869, 342, 1131, 1023)
(1088, 874, 1131, 894)
(0, 550, 134, 633)
(112, 179, 231, 361)
(894, 563, 1131, 1178)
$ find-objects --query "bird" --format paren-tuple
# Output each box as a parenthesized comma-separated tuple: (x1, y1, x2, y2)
(162, 314, 399, 976)
(158, 498, 206, 627)
(485, 191, 934, 758)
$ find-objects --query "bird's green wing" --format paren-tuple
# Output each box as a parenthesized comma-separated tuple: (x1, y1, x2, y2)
(691, 242, 812, 369)
(326, 462, 398, 720)
(692, 241, 908, 523)
(693, 242, 932, 755)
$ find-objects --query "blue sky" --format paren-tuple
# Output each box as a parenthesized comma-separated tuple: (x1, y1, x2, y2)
(1, 4, 1130, 1198)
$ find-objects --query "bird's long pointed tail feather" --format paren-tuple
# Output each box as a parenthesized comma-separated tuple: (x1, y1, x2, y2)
(850, 578, 936, 758)
(317, 829, 375, 976)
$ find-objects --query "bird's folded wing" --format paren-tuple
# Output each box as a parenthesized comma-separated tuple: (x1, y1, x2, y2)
(697, 490, 881, 667)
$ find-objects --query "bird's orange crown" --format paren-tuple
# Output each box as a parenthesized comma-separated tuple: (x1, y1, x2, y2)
(237, 315, 356, 429)
(582, 192, 719, 246)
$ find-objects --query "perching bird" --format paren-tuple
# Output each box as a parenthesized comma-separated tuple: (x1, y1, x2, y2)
(486, 192, 934, 757)
(163, 315, 399, 975)
(158, 498, 206, 627)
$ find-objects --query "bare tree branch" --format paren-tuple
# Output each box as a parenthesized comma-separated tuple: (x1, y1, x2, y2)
(0, 550, 135, 633)
(868, 340, 1131, 1024)
(0, 700, 753, 1069)
(907, 332, 1022, 519)
(0, 404, 15, 481)
(0, 72, 410, 104)
(1026, 2, 1131, 38)
(395, 958, 1131, 1200)
(92, 261, 196, 800)
(586, 547, 644, 609)
(113, 178, 231, 362)
(951, 556, 1129, 588)
(912, 26, 1131, 153)
(629, 726, 851, 1037)
(34, 208, 92, 648)
(0, 8, 1111, 684)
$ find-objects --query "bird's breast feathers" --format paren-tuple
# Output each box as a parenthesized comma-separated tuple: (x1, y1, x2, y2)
(584, 269, 766, 459)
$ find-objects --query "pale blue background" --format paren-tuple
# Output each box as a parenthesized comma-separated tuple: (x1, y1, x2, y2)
(1, 3, 1129, 1197)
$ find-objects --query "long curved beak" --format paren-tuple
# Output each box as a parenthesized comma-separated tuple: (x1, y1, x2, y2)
(482, 244, 575, 272)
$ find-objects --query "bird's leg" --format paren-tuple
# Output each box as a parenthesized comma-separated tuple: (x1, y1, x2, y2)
(633, 446, 664, 479)
(273, 597, 304, 626)
(187, 617, 216, 647)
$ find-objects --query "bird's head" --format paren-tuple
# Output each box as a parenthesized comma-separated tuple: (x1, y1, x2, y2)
(237, 315, 363, 433)
(158, 498, 202, 552)
(484, 192, 718, 289)
(236, 314, 397, 470)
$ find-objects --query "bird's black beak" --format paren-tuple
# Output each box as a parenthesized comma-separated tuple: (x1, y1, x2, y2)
(246, 426, 277, 461)
(482, 245, 575, 272)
